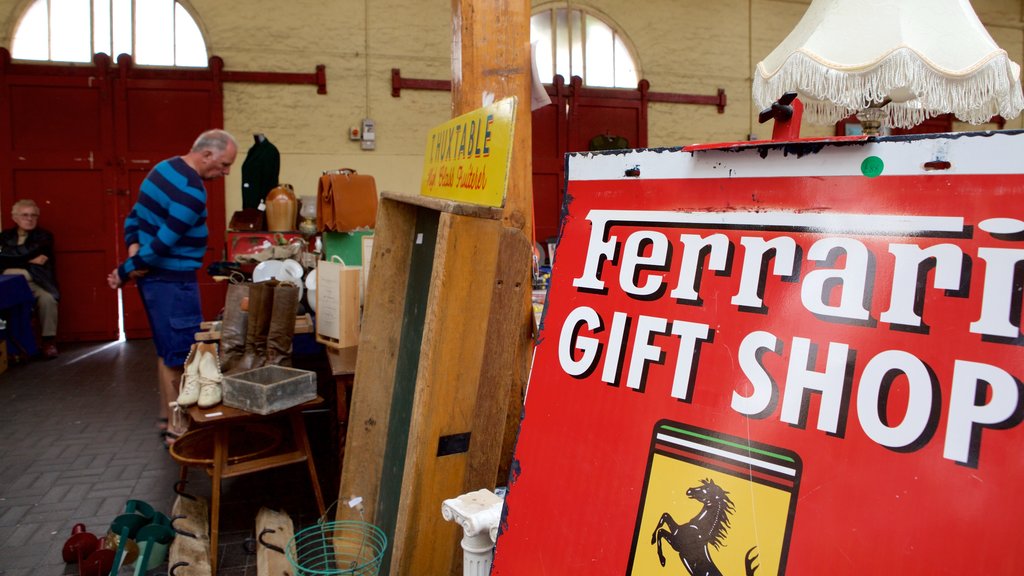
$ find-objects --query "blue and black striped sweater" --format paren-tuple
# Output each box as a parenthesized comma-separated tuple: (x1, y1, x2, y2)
(118, 157, 208, 282)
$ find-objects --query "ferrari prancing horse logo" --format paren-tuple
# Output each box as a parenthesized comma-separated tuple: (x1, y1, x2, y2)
(628, 421, 801, 576)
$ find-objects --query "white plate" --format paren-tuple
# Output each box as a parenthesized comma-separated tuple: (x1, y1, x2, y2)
(305, 269, 317, 313)
(280, 259, 304, 279)
(252, 260, 283, 283)
(276, 259, 305, 301)
(253, 259, 305, 302)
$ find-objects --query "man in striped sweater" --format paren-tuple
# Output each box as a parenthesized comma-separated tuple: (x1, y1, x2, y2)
(108, 129, 237, 443)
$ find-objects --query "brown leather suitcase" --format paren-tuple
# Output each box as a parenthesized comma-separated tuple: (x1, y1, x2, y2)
(317, 169, 378, 231)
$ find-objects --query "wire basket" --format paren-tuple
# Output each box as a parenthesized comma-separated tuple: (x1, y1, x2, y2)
(286, 520, 388, 576)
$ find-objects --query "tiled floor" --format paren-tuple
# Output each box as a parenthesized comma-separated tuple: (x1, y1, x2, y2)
(0, 339, 334, 575)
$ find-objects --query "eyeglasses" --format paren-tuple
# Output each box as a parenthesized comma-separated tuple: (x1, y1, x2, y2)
(14, 213, 40, 218)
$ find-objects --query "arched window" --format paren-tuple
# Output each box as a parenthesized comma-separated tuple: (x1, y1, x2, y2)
(11, 0, 207, 67)
(531, 6, 638, 88)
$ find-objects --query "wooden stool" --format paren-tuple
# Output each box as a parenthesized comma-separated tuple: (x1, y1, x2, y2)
(169, 397, 327, 573)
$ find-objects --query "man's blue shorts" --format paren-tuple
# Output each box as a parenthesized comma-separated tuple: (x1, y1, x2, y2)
(137, 271, 202, 368)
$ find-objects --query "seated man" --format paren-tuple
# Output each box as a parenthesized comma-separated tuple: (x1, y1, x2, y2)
(0, 199, 60, 358)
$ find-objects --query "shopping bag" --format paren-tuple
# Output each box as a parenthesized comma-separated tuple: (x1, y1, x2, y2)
(315, 258, 361, 348)
(316, 168, 378, 231)
(322, 230, 374, 266)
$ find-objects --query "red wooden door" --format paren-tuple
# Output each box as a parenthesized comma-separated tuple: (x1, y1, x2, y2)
(0, 50, 225, 342)
(1, 56, 120, 341)
(114, 68, 226, 338)
(567, 76, 648, 153)
(531, 76, 570, 245)
(530, 75, 650, 246)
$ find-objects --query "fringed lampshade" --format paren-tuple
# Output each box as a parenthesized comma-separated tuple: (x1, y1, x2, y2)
(753, 0, 1024, 130)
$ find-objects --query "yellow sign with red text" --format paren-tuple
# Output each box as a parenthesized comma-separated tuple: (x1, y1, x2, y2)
(420, 96, 516, 207)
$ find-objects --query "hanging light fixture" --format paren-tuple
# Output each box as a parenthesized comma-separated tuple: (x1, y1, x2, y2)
(753, 0, 1024, 133)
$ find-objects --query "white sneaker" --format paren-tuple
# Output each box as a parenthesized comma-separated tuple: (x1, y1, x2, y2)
(197, 351, 223, 408)
(176, 351, 201, 407)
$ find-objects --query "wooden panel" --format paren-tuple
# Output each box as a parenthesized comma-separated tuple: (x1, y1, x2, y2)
(531, 102, 562, 159)
(12, 169, 118, 341)
(451, 0, 533, 243)
(376, 206, 440, 576)
(255, 507, 293, 576)
(531, 172, 563, 244)
(568, 76, 649, 151)
(8, 85, 102, 152)
(531, 98, 565, 243)
(120, 170, 150, 338)
(337, 195, 531, 576)
(336, 196, 418, 525)
(2, 56, 225, 342)
(390, 213, 504, 576)
(465, 227, 532, 488)
(117, 85, 227, 338)
(123, 87, 213, 156)
(51, 251, 117, 341)
(379, 191, 503, 220)
(12, 170, 109, 251)
(571, 103, 644, 152)
(2, 70, 119, 342)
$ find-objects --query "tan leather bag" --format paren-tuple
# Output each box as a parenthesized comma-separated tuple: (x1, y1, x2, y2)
(316, 169, 378, 231)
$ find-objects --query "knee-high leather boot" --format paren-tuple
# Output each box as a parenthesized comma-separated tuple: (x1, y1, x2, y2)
(219, 283, 250, 374)
(266, 282, 300, 367)
(241, 280, 276, 370)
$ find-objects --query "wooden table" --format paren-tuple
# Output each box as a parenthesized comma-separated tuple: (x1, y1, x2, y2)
(169, 397, 327, 573)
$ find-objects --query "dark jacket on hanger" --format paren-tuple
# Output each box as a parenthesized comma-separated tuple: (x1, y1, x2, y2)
(241, 135, 281, 209)
(0, 226, 60, 300)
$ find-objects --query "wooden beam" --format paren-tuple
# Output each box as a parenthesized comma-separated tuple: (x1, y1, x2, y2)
(379, 191, 502, 220)
(446, 4, 536, 576)
(340, 5, 536, 576)
(450, 0, 533, 238)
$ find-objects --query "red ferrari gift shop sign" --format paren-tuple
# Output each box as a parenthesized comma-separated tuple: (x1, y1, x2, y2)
(492, 132, 1024, 575)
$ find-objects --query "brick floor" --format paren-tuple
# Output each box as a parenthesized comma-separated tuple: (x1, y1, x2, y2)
(0, 340, 333, 575)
